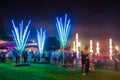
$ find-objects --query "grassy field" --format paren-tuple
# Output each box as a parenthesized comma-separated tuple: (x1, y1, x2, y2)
(0, 62, 120, 80)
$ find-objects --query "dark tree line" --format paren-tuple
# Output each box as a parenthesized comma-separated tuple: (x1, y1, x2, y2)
(0, 17, 12, 41)
(44, 37, 60, 51)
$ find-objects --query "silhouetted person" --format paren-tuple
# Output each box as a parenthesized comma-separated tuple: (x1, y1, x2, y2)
(8, 50, 14, 62)
(113, 52, 119, 71)
(85, 52, 90, 74)
(89, 52, 95, 71)
(0, 52, 6, 63)
(73, 52, 77, 64)
(34, 51, 39, 63)
(13, 49, 20, 63)
(81, 51, 86, 75)
(0, 52, 2, 62)
(45, 51, 49, 62)
(23, 50, 28, 63)
(81, 51, 90, 75)
(28, 51, 33, 63)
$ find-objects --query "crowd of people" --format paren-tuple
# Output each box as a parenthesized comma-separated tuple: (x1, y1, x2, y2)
(0, 48, 120, 75)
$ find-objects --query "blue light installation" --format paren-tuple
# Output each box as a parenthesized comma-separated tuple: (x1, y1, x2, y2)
(12, 20, 31, 52)
(37, 28, 46, 62)
(56, 14, 71, 47)
(56, 14, 71, 64)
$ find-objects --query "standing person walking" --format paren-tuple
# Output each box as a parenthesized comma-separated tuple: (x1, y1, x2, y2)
(81, 51, 90, 75)
(23, 50, 28, 63)
(28, 50, 33, 63)
(8, 49, 14, 62)
(85, 52, 90, 74)
(113, 52, 119, 71)
(81, 51, 86, 75)
(89, 52, 95, 71)
(0, 51, 6, 63)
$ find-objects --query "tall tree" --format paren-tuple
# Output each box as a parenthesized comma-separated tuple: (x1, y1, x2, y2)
(0, 17, 12, 40)
(0, 17, 5, 38)
(45, 37, 60, 51)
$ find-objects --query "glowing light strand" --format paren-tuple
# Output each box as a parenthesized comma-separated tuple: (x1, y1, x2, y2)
(75, 33, 79, 57)
(109, 38, 112, 60)
(37, 28, 46, 62)
(90, 40, 93, 53)
(12, 20, 31, 51)
(96, 42, 100, 54)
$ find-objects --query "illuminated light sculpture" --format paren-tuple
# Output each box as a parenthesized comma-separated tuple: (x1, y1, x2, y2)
(109, 38, 113, 60)
(37, 28, 46, 62)
(56, 14, 71, 64)
(12, 20, 31, 52)
(90, 40, 93, 53)
(96, 42, 100, 55)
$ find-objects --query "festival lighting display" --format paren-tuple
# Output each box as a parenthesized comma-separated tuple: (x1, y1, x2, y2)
(96, 42, 100, 54)
(90, 40, 93, 53)
(72, 33, 81, 57)
(56, 14, 71, 64)
(12, 20, 31, 51)
(56, 14, 71, 47)
(109, 38, 112, 60)
(37, 28, 46, 62)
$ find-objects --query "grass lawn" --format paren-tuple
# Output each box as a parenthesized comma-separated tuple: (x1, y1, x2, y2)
(0, 62, 120, 80)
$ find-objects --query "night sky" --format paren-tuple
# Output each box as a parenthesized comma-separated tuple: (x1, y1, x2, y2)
(0, 0, 120, 45)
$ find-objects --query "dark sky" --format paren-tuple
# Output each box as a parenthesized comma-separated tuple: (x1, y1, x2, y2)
(0, 0, 120, 43)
